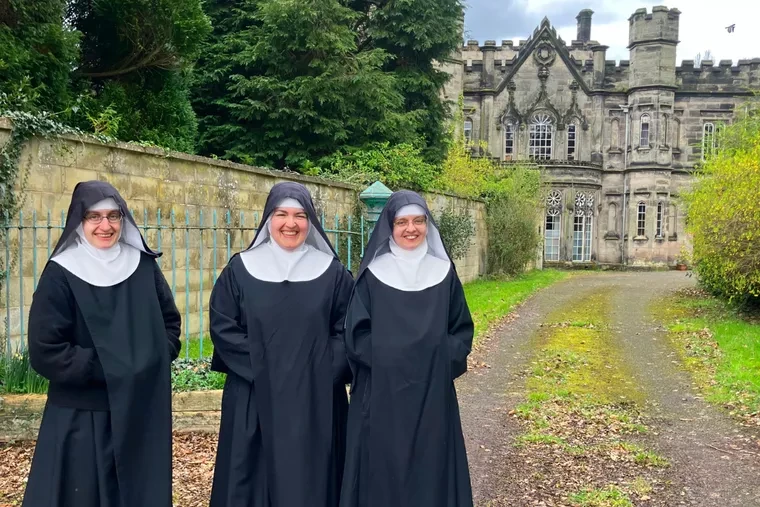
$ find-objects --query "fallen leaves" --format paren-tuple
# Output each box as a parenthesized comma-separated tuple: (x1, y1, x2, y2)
(1, 432, 220, 507)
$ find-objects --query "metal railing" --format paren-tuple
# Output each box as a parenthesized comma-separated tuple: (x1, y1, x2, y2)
(1, 208, 368, 360)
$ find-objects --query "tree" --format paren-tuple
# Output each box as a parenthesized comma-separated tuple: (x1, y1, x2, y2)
(351, 0, 464, 163)
(192, 0, 418, 169)
(683, 102, 760, 306)
(67, 0, 211, 151)
(0, 0, 79, 113)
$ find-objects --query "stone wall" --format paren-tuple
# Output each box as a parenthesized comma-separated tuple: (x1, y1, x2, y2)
(0, 119, 488, 349)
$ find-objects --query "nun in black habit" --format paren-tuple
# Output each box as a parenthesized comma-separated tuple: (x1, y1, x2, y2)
(208, 181, 354, 507)
(22, 180, 181, 507)
(340, 190, 475, 507)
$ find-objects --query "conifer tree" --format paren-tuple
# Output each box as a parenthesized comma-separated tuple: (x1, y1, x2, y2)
(192, 0, 418, 168)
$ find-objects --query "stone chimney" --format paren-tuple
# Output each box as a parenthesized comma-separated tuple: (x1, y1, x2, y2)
(591, 45, 608, 88)
(576, 9, 593, 43)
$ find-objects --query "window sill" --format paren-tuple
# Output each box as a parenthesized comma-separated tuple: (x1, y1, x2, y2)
(668, 234, 678, 241)
(633, 235, 648, 242)
(604, 232, 620, 240)
(654, 236, 665, 242)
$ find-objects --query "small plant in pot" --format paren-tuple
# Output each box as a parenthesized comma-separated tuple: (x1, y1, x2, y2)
(675, 246, 690, 271)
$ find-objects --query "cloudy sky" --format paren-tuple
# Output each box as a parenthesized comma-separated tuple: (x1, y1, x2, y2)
(463, 0, 759, 63)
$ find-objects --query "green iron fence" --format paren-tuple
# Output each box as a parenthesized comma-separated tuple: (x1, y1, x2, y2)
(1, 208, 368, 361)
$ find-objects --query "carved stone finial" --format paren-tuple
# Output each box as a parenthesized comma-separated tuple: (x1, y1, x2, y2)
(538, 66, 550, 81)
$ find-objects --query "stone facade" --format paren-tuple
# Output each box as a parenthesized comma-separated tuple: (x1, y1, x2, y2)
(0, 120, 487, 347)
(442, 5, 760, 266)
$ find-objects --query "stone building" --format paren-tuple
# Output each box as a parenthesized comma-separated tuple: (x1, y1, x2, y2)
(440, 6, 760, 266)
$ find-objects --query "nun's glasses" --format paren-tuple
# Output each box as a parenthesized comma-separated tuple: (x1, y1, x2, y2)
(84, 211, 123, 224)
(393, 217, 427, 228)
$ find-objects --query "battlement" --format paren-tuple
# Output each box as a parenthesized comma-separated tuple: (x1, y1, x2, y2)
(675, 58, 760, 89)
(676, 58, 760, 72)
(628, 6, 680, 47)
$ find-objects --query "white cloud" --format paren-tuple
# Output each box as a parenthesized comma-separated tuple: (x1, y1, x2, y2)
(557, 0, 758, 63)
(489, 0, 759, 64)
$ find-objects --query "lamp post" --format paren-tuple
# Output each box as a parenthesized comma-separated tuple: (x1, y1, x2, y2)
(359, 181, 392, 235)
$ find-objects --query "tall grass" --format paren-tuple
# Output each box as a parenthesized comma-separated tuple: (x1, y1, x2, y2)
(0, 350, 49, 394)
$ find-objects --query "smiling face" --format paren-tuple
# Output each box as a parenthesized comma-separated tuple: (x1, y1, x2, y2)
(392, 214, 428, 250)
(82, 209, 123, 249)
(270, 207, 309, 250)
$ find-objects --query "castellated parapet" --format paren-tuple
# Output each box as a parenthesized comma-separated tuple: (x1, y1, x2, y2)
(677, 58, 760, 91)
(628, 6, 680, 48)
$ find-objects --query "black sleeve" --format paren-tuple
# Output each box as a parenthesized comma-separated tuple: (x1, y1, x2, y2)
(27, 263, 105, 385)
(447, 272, 474, 380)
(329, 265, 355, 385)
(153, 262, 182, 361)
(209, 260, 255, 382)
(344, 273, 372, 390)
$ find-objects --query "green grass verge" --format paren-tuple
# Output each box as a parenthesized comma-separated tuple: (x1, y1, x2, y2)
(2, 269, 568, 394)
(653, 289, 760, 425)
(463, 269, 568, 345)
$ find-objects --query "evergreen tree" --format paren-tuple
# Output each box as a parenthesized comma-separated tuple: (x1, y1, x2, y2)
(192, 0, 417, 169)
(352, 0, 464, 164)
(67, 0, 211, 151)
(0, 0, 79, 112)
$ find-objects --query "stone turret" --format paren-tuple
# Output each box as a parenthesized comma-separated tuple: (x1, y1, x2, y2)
(628, 6, 680, 89)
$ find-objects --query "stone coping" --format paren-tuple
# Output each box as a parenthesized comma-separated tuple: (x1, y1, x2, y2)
(0, 116, 484, 204)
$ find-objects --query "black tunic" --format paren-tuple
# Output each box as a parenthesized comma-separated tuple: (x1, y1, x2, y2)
(22, 255, 181, 507)
(340, 268, 474, 507)
(209, 254, 354, 507)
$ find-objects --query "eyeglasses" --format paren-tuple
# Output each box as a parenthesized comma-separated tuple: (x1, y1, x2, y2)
(84, 211, 123, 224)
(393, 217, 427, 228)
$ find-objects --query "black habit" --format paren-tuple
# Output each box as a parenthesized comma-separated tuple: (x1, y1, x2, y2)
(209, 182, 354, 507)
(22, 181, 181, 507)
(340, 191, 474, 507)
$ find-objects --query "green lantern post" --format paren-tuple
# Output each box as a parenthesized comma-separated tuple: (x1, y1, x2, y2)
(359, 180, 392, 235)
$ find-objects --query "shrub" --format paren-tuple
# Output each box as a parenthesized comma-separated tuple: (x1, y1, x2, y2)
(683, 102, 760, 307)
(436, 208, 475, 261)
(311, 142, 439, 191)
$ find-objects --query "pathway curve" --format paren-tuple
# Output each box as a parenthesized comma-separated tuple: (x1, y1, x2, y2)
(457, 272, 760, 506)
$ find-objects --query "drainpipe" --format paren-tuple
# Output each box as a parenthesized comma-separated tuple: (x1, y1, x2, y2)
(620, 103, 631, 266)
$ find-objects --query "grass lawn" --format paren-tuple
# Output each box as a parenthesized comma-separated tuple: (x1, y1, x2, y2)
(654, 289, 760, 425)
(463, 269, 568, 346)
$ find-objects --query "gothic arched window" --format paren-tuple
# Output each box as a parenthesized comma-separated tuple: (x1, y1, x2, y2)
(529, 113, 553, 160)
(702, 122, 724, 160)
(567, 123, 577, 160)
(544, 190, 562, 261)
(656, 201, 664, 238)
(637, 201, 647, 237)
(640, 113, 650, 148)
(504, 122, 515, 160)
